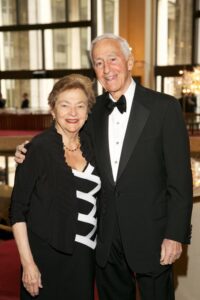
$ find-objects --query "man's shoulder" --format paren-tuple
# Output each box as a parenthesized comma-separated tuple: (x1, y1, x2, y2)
(96, 92, 108, 103)
(138, 84, 175, 100)
(90, 92, 108, 114)
(136, 84, 179, 109)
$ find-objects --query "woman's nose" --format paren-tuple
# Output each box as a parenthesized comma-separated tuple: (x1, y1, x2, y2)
(69, 107, 77, 115)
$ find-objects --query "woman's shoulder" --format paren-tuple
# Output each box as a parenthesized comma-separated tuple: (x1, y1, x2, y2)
(26, 126, 57, 153)
(30, 128, 51, 145)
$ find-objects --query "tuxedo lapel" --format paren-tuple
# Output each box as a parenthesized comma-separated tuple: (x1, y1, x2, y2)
(94, 95, 115, 186)
(117, 86, 150, 181)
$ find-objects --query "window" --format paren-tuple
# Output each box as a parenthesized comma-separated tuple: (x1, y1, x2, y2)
(0, 0, 16, 26)
(157, 0, 193, 66)
(195, 18, 200, 64)
(1, 0, 91, 25)
(0, 0, 119, 109)
(0, 0, 94, 108)
(0, 30, 42, 70)
(44, 27, 91, 70)
(155, 0, 200, 98)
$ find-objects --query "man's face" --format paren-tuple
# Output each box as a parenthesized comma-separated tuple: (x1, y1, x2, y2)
(92, 39, 133, 100)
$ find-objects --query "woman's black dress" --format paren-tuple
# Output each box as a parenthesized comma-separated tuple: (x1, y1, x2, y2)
(21, 162, 101, 300)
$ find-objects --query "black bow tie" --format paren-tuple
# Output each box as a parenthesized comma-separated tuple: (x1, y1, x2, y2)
(106, 95, 126, 114)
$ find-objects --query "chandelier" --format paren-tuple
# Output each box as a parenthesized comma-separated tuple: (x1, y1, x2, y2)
(178, 66, 200, 95)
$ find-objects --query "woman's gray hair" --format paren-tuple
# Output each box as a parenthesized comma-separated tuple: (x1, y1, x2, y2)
(90, 33, 132, 64)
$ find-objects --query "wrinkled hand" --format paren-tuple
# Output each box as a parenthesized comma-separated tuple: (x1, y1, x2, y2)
(14, 141, 29, 164)
(22, 262, 43, 297)
(160, 238, 182, 265)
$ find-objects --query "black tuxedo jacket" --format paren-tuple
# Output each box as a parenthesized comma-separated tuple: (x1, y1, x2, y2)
(87, 83, 193, 273)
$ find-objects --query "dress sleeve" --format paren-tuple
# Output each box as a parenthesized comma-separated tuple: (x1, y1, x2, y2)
(9, 141, 43, 225)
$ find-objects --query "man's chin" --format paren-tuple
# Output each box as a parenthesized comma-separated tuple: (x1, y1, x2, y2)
(104, 84, 119, 93)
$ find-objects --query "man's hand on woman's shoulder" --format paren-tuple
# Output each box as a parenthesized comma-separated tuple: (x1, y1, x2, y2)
(14, 141, 29, 164)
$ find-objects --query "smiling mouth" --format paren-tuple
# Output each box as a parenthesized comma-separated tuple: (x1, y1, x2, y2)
(66, 119, 78, 123)
(105, 75, 116, 82)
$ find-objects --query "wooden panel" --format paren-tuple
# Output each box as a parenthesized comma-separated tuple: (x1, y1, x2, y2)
(190, 136, 200, 153)
(119, 0, 145, 83)
(0, 113, 52, 130)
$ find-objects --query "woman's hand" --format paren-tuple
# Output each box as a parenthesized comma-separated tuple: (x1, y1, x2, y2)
(14, 141, 29, 164)
(12, 223, 43, 296)
(22, 262, 43, 297)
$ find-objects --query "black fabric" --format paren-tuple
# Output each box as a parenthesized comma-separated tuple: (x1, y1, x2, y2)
(106, 94, 126, 114)
(96, 258, 174, 300)
(96, 214, 174, 300)
(136, 266, 175, 300)
(10, 123, 98, 254)
(20, 230, 95, 300)
(96, 251, 136, 300)
(96, 212, 136, 300)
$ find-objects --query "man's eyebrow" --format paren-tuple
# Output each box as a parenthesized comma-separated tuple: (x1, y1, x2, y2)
(94, 58, 103, 61)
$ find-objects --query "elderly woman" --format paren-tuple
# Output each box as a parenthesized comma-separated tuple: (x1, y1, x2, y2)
(10, 74, 101, 300)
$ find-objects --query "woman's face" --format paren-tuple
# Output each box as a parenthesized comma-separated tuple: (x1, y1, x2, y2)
(51, 88, 88, 135)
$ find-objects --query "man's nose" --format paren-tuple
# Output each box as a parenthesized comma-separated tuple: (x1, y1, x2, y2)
(103, 61, 110, 74)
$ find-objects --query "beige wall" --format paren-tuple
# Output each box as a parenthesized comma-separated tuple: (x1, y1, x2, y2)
(119, 0, 145, 84)
(119, 0, 157, 88)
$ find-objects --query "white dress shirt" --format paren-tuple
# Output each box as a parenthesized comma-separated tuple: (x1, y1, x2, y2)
(108, 79, 136, 182)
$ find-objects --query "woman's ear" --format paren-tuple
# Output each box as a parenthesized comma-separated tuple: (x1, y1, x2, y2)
(50, 110, 55, 120)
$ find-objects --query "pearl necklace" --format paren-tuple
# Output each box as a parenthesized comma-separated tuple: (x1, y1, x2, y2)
(64, 136, 80, 152)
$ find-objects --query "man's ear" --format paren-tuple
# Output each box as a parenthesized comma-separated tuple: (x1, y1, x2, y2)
(127, 54, 134, 71)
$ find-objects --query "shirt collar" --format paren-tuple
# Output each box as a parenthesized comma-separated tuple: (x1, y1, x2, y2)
(124, 78, 136, 108)
(108, 78, 136, 114)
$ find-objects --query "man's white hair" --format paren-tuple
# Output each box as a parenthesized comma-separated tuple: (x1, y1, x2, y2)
(90, 33, 132, 65)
